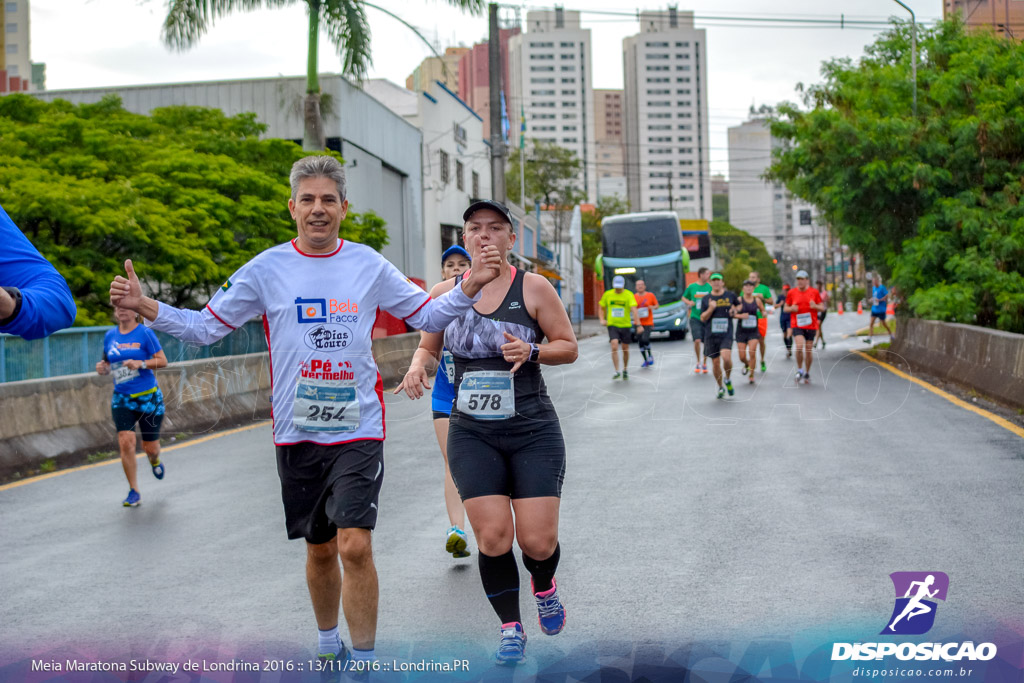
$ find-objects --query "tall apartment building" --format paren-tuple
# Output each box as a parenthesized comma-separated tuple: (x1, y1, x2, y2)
(508, 8, 597, 201)
(594, 89, 627, 200)
(944, 0, 1024, 37)
(0, 0, 40, 92)
(405, 47, 469, 94)
(623, 8, 710, 218)
(728, 117, 820, 279)
(457, 28, 519, 139)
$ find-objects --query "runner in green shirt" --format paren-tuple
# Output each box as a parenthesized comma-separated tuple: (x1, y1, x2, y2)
(598, 275, 641, 380)
(681, 267, 712, 374)
(749, 271, 773, 374)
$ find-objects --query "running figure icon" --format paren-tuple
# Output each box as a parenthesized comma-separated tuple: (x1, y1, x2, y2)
(882, 571, 949, 635)
(887, 575, 938, 632)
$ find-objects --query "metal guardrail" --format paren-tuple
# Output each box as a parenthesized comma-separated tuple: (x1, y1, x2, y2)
(0, 320, 268, 384)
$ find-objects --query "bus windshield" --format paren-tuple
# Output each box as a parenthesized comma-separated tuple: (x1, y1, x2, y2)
(602, 215, 681, 258)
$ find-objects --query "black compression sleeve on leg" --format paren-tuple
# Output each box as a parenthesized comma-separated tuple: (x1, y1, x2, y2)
(478, 550, 522, 624)
(522, 542, 560, 594)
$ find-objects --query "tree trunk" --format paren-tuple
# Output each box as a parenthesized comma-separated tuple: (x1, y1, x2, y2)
(303, 92, 325, 151)
(303, 0, 325, 151)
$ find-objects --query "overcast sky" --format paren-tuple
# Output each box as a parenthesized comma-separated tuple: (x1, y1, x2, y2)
(31, 0, 941, 177)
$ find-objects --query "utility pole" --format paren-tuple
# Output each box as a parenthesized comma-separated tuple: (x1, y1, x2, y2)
(891, 0, 917, 117)
(488, 3, 506, 202)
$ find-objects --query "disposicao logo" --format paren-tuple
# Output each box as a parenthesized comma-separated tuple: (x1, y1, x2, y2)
(831, 572, 997, 662)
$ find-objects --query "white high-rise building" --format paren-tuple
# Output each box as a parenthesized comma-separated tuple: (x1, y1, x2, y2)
(728, 117, 822, 280)
(623, 8, 710, 218)
(509, 9, 597, 202)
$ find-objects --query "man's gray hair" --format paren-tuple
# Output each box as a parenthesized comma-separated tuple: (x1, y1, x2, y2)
(290, 155, 346, 201)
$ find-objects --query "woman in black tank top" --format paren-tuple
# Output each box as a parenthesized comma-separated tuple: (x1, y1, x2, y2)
(733, 280, 765, 383)
(395, 200, 578, 664)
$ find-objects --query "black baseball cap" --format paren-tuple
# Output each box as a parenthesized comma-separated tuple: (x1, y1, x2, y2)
(463, 199, 513, 225)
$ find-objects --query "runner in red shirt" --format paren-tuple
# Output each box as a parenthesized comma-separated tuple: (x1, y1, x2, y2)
(783, 270, 824, 384)
(634, 279, 659, 368)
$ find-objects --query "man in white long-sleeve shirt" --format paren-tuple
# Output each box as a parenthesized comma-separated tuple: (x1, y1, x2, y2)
(110, 155, 502, 669)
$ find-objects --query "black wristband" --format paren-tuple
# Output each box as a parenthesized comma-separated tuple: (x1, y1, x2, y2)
(529, 343, 540, 362)
(0, 286, 23, 327)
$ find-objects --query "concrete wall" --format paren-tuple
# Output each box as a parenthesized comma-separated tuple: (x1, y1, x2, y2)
(889, 319, 1024, 408)
(0, 333, 422, 479)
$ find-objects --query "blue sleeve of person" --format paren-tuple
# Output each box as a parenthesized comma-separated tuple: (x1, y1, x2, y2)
(0, 204, 77, 340)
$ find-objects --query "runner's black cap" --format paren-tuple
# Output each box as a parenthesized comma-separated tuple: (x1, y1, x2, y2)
(463, 199, 513, 225)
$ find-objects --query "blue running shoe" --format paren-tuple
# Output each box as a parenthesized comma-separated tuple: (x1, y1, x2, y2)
(316, 633, 350, 673)
(151, 459, 165, 480)
(445, 526, 469, 557)
(495, 622, 527, 665)
(123, 489, 141, 507)
(532, 578, 566, 635)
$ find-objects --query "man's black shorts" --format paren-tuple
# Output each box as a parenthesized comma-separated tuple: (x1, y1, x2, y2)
(607, 326, 632, 344)
(275, 440, 384, 544)
(689, 318, 705, 340)
(703, 333, 733, 359)
(792, 327, 817, 340)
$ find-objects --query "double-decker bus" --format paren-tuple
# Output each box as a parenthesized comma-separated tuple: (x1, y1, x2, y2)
(595, 211, 691, 339)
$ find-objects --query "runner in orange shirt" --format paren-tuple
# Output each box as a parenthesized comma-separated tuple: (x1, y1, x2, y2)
(634, 279, 659, 368)
(783, 270, 825, 384)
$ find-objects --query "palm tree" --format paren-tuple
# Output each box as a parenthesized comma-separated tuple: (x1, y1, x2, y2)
(162, 0, 485, 150)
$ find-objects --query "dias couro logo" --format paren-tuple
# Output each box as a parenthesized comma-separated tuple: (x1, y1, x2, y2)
(831, 572, 997, 662)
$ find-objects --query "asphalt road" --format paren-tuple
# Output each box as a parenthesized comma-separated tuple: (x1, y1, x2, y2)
(1, 312, 1021, 681)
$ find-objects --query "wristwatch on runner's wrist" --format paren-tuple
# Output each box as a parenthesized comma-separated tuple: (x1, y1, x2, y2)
(0, 286, 23, 326)
(142, 360, 148, 370)
(529, 344, 540, 362)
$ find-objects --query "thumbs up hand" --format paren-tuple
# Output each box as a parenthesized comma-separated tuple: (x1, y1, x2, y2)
(110, 259, 143, 310)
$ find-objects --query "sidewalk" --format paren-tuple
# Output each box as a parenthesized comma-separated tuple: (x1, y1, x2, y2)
(578, 317, 604, 340)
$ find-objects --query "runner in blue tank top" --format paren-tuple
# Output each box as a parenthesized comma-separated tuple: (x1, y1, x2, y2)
(400, 245, 474, 559)
(396, 200, 578, 665)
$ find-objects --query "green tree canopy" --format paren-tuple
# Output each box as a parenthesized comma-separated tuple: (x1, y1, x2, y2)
(709, 220, 782, 291)
(0, 94, 386, 325)
(508, 139, 587, 251)
(768, 19, 1024, 332)
(581, 195, 631, 268)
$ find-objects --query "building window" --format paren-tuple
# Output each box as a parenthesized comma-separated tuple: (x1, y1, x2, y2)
(677, 101, 692, 107)
(648, 136, 671, 142)
(6, 64, 17, 76)
(677, 77, 691, 83)
(646, 77, 669, 83)
(677, 65, 691, 71)
(563, 125, 577, 131)
(5, 2, 16, 12)
(562, 101, 576, 107)
(648, 124, 671, 130)
(646, 65, 670, 72)
(472, 171, 480, 198)
(560, 65, 575, 72)
(531, 89, 556, 95)
(649, 112, 671, 119)
(647, 53, 669, 59)
(647, 89, 670, 95)
(530, 66, 554, 72)
(529, 41, 554, 48)
(456, 160, 464, 191)
(562, 89, 576, 96)
(561, 113, 576, 119)
(560, 53, 574, 60)
(5, 43, 16, 54)
(563, 137, 578, 143)
(6, 22, 17, 33)
(647, 101, 671, 107)
(676, 41, 690, 47)
(646, 41, 669, 47)
(560, 41, 575, 47)
(561, 77, 574, 83)
(531, 77, 554, 84)
(530, 54, 554, 60)
(678, 89, 691, 95)
(440, 150, 450, 184)
(533, 113, 555, 119)
(676, 54, 690, 59)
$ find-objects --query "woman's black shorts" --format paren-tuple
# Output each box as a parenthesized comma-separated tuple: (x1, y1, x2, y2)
(447, 418, 566, 501)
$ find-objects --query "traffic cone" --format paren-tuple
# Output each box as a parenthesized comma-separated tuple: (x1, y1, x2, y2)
(887, 301, 895, 315)
(857, 301, 863, 315)
(837, 301, 844, 315)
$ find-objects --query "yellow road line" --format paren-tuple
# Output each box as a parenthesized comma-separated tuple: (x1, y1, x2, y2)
(0, 422, 269, 492)
(854, 350, 1024, 439)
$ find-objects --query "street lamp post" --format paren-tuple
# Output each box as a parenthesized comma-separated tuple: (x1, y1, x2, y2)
(891, 0, 917, 117)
